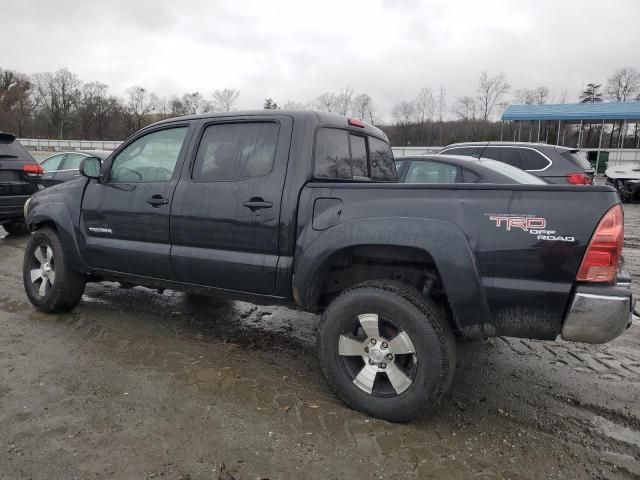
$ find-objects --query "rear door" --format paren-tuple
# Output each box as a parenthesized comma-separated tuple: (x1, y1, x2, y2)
(80, 123, 193, 279)
(170, 116, 292, 294)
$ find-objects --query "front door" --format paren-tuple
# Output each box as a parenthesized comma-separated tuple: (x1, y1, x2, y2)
(170, 116, 292, 294)
(80, 124, 192, 279)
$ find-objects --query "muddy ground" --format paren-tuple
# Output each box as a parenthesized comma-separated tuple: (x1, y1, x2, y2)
(1, 206, 639, 480)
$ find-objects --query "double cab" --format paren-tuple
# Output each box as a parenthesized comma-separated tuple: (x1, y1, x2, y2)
(23, 111, 633, 421)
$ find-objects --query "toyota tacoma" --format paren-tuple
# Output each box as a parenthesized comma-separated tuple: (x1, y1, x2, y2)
(22, 111, 634, 421)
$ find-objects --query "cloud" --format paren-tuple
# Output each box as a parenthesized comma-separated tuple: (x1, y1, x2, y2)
(2, 0, 639, 120)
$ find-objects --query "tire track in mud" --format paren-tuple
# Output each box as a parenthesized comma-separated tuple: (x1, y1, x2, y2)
(498, 336, 640, 381)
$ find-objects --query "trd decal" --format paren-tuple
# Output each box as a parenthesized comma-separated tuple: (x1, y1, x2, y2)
(489, 215, 546, 231)
(487, 214, 575, 242)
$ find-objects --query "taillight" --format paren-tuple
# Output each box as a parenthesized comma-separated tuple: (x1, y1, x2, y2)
(576, 204, 624, 283)
(23, 164, 44, 178)
(348, 118, 366, 128)
(566, 172, 593, 185)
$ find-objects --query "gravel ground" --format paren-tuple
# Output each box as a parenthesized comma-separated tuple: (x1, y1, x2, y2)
(0, 205, 639, 479)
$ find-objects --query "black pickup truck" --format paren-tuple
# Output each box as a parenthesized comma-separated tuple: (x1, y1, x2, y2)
(22, 111, 634, 421)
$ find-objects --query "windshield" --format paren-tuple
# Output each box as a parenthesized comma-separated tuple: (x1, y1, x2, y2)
(478, 158, 547, 184)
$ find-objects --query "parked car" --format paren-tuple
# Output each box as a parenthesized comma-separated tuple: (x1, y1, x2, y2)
(22, 111, 633, 422)
(0, 132, 43, 235)
(604, 164, 640, 202)
(397, 155, 546, 184)
(40, 150, 111, 187)
(438, 142, 594, 184)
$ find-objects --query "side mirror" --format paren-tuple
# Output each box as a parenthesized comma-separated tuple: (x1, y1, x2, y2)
(79, 156, 102, 180)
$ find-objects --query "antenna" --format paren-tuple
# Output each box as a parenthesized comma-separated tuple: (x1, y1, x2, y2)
(474, 142, 490, 159)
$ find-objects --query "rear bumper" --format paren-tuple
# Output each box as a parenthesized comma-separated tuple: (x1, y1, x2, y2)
(561, 275, 634, 344)
(0, 195, 30, 222)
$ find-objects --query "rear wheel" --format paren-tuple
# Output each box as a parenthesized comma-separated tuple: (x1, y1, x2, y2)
(317, 280, 456, 422)
(23, 228, 86, 312)
(3, 221, 27, 235)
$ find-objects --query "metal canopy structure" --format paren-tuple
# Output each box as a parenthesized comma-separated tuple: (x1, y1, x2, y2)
(500, 102, 640, 173)
(502, 102, 640, 122)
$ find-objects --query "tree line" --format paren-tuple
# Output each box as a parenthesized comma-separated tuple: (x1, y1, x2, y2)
(0, 65, 639, 148)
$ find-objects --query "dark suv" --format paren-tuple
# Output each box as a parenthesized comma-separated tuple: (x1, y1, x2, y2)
(0, 133, 42, 234)
(438, 142, 594, 184)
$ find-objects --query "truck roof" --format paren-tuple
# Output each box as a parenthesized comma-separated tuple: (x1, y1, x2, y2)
(147, 110, 389, 142)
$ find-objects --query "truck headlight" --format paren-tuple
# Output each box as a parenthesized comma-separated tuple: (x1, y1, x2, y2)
(23, 197, 32, 218)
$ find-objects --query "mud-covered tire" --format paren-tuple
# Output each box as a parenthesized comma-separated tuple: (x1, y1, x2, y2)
(3, 221, 27, 236)
(317, 280, 456, 422)
(23, 227, 86, 313)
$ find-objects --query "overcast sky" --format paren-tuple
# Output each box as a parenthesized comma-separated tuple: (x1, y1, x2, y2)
(2, 0, 639, 120)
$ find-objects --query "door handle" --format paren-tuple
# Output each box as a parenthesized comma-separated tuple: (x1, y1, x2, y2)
(146, 195, 169, 207)
(242, 198, 273, 212)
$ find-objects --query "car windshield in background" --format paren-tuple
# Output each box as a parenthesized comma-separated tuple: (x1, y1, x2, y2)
(478, 158, 546, 184)
(561, 150, 592, 170)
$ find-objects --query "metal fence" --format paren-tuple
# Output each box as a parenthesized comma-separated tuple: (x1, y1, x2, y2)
(19, 138, 122, 151)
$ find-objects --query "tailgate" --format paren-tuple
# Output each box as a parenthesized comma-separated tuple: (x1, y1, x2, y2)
(0, 163, 39, 195)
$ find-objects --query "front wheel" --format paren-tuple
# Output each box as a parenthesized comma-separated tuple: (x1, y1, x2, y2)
(23, 227, 86, 313)
(317, 280, 456, 422)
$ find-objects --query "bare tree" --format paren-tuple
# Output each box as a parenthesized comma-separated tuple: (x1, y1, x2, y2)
(416, 87, 435, 124)
(557, 90, 569, 104)
(453, 96, 478, 121)
(351, 93, 375, 123)
(182, 92, 205, 115)
(282, 100, 309, 110)
(211, 88, 239, 112)
(476, 71, 510, 121)
(335, 87, 353, 116)
(315, 92, 337, 112)
(514, 89, 536, 105)
(126, 86, 158, 131)
(77, 81, 109, 139)
(436, 86, 446, 122)
(391, 100, 417, 145)
(534, 86, 549, 105)
(33, 68, 82, 139)
(606, 67, 640, 102)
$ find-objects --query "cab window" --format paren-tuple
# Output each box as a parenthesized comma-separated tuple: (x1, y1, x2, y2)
(369, 137, 396, 181)
(314, 129, 352, 179)
(110, 127, 188, 183)
(193, 122, 279, 182)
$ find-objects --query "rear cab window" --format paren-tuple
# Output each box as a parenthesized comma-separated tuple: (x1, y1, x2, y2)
(314, 128, 397, 181)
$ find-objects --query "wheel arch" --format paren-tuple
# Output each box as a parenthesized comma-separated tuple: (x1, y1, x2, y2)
(26, 202, 88, 273)
(294, 217, 490, 338)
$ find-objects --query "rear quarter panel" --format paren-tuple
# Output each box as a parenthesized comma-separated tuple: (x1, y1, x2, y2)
(296, 183, 619, 339)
